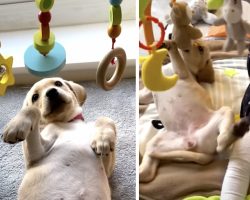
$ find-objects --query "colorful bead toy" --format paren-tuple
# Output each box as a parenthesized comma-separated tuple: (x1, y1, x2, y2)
(139, 0, 178, 91)
(24, 0, 66, 77)
(97, 0, 127, 91)
(0, 43, 15, 96)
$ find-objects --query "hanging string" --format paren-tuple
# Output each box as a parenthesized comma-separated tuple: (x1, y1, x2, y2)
(111, 38, 116, 65)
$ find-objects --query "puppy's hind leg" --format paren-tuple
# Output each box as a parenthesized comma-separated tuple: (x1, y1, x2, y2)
(91, 117, 116, 178)
(139, 154, 159, 183)
(216, 107, 237, 152)
(2, 106, 47, 166)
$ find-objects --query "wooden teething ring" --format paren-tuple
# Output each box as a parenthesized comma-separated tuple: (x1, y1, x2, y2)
(97, 47, 126, 91)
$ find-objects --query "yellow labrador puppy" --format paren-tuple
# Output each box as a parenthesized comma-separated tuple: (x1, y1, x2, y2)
(2, 77, 116, 200)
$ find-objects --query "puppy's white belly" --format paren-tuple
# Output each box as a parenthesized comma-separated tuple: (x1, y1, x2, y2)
(153, 80, 218, 154)
(19, 122, 110, 200)
(155, 80, 212, 130)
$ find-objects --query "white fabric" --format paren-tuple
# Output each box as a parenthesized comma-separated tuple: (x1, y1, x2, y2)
(221, 132, 250, 200)
(162, 59, 249, 113)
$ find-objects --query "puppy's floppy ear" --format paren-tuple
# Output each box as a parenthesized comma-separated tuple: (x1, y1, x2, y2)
(22, 90, 32, 109)
(65, 81, 87, 106)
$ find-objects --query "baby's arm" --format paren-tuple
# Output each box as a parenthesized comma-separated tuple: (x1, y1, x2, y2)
(221, 132, 250, 200)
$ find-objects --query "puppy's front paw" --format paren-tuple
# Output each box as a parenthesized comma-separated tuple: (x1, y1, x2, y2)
(2, 107, 41, 144)
(91, 127, 116, 156)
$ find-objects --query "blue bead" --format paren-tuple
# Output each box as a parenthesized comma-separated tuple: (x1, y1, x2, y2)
(109, 0, 122, 6)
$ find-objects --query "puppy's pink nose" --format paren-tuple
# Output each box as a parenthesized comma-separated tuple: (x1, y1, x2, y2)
(46, 88, 58, 99)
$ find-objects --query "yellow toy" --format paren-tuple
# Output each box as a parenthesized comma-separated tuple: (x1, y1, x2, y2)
(141, 49, 178, 91)
(139, 0, 178, 91)
(0, 43, 15, 96)
(183, 195, 250, 200)
(183, 196, 220, 200)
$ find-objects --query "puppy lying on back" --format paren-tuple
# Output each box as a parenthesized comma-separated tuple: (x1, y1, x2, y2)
(2, 77, 117, 200)
(139, 41, 242, 183)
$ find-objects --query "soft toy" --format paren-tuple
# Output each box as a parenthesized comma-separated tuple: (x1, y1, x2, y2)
(207, 0, 224, 11)
(189, 0, 217, 25)
(170, 0, 203, 51)
(213, 0, 250, 55)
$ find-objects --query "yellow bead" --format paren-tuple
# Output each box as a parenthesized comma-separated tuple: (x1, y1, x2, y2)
(34, 31, 55, 55)
(108, 25, 121, 39)
(35, 0, 54, 12)
(109, 5, 122, 26)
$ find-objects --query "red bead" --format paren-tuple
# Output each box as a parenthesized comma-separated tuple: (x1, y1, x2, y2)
(38, 12, 51, 24)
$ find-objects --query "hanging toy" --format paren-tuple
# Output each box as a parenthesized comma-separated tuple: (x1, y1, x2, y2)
(139, 0, 178, 92)
(96, 0, 127, 91)
(0, 42, 15, 96)
(24, 0, 66, 77)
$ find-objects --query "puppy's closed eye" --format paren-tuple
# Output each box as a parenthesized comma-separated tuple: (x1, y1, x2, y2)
(32, 94, 39, 103)
(54, 81, 63, 87)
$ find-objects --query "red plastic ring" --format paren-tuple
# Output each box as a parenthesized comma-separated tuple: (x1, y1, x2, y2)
(139, 16, 165, 51)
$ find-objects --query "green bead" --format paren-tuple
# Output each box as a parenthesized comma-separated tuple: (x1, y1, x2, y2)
(109, 5, 122, 26)
(35, 0, 54, 12)
(34, 31, 55, 55)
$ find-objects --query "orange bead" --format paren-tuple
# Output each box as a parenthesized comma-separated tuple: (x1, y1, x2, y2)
(107, 25, 121, 39)
(41, 24, 50, 41)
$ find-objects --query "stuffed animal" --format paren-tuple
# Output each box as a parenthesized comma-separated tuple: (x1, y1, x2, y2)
(170, 0, 203, 51)
(213, 0, 250, 55)
(189, 0, 217, 25)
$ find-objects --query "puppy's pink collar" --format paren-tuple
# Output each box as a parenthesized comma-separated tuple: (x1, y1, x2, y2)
(68, 113, 84, 122)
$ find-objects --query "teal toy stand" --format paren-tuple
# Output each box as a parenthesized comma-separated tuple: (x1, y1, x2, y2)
(24, 0, 66, 77)
(24, 42, 66, 77)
